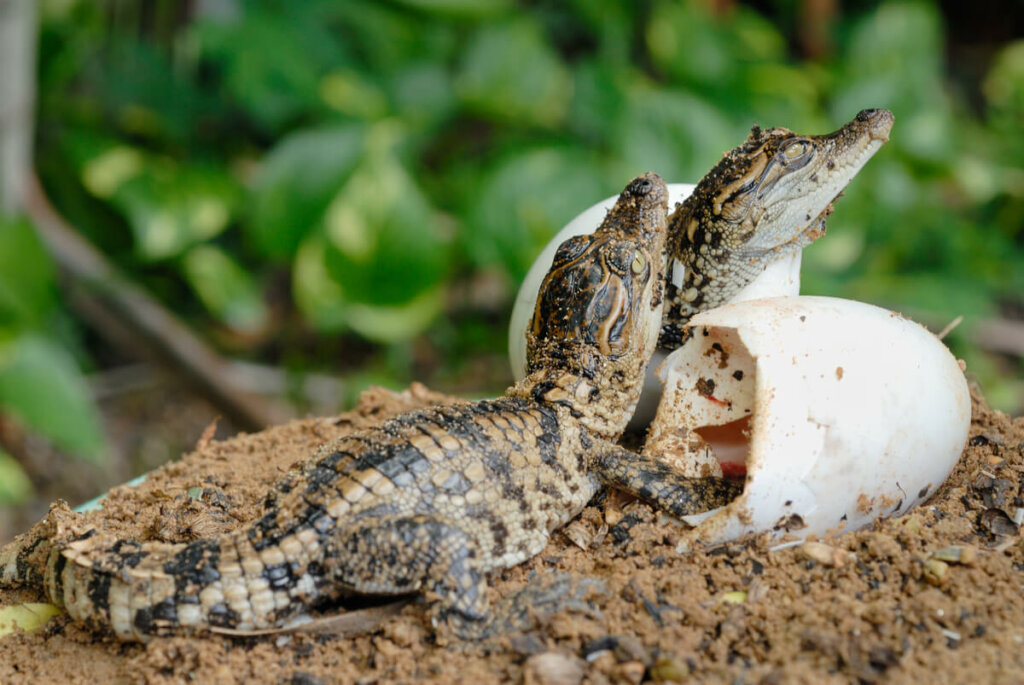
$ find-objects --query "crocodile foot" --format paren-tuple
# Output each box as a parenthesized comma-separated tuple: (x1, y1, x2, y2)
(438, 572, 607, 642)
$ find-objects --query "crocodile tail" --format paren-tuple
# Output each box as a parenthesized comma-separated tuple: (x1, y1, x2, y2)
(51, 525, 314, 640)
(4, 505, 335, 641)
(0, 500, 94, 595)
(0, 509, 63, 591)
(47, 510, 335, 641)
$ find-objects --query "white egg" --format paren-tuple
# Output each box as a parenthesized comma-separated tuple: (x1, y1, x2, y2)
(650, 296, 970, 547)
(508, 184, 802, 428)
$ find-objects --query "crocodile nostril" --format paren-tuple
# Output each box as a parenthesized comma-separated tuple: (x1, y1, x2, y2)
(856, 108, 895, 139)
(629, 178, 653, 196)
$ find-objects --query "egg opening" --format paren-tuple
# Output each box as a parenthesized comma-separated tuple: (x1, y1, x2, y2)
(653, 297, 971, 548)
(645, 324, 757, 484)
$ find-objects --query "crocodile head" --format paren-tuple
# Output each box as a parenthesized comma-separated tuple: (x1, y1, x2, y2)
(662, 108, 894, 346)
(523, 172, 668, 437)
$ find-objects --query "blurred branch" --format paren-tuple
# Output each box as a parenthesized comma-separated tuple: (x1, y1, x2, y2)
(972, 318, 1024, 358)
(799, 0, 837, 60)
(0, 0, 36, 213)
(917, 310, 1024, 357)
(91, 361, 343, 416)
(22, 173, 283, 431)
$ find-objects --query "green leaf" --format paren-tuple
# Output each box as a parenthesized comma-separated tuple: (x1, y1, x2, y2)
(80, 145, 145, 199)
(612, 88, 738, 185)
(0, 603, 63, 637)
(113, 163, 241, 261)
(330, 2, 456, 73)
(72, 138, 242, 262)
(984, 40, 1024, 115)
(344, 288, 446, 344)
(101, 38, 220, 144)
(983, 40, 1024, 162)
(181, 246, 269, 334)
(646, 1, 735, 90)
(293, 234, 348, 333)
(248, 124, 366, 260)
(646, 1, 788, 108)
(742, 63, 822, 127)
(389, 63, 457, 129)
(568, 60, 629, 143)
(456, 18, 572, 128)
(465, 147, 604, 281)
(0, 217, 58, 328)
(0, 448, 32, 506)
(0, 333, 106, 461)
(195, 11, 333, 131)
(321, 127, 451, 309)
(387, 0, 511, 17)
(319, 69, 390, 119)
(294, 235, 448, 343)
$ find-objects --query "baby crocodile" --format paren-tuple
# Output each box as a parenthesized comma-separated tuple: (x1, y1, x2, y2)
(660, 108, 894, 346)
(1, 173, 739, 642)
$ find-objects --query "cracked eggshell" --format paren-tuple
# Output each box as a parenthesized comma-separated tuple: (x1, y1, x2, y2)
(653, 296, 971, 547)
(508, 184, 801, 428)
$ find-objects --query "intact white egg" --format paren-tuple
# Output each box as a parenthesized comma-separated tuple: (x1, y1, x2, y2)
(649, 296, 971, 547)
(508, 184, 801, 428)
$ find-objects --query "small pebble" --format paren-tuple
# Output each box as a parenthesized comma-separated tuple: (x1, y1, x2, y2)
(612, 635, 648, 664)
(900, 515, 922, 535)
(800, 541, 848, 568)
(523, 652, 584, 685)
(616, 660, 646, 685)
(931, 545, 977, 565)
(923, 558, 949, 585)
(649, 656, 688, 683)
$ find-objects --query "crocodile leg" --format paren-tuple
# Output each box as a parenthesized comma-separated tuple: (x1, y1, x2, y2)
(326, 515, 489, 622)
(592, 443, 742, 518)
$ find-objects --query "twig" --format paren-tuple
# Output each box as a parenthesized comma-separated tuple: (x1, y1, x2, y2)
(972, 317, 1024, 358)
(22, 173, 281, 431)
(937, 315, 963, 340)
(909, 309, 1024, 358)
(90, 361, 344, 414)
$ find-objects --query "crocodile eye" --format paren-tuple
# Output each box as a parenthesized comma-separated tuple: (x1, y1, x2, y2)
(631, 252, 646, 274)
(783, 141, 809, 160)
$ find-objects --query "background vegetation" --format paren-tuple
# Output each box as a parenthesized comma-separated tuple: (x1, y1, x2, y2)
(0, 0, 1021, 514)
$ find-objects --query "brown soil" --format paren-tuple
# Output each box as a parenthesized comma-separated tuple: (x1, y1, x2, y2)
(1, 383, 1022, 685)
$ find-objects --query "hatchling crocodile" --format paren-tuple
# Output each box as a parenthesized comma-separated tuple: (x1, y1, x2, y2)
(1, 173, 740, 641)
(658, 107, 894, 346)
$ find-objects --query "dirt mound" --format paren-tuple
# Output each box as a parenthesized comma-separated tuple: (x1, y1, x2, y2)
(1, 383, 1021, 684)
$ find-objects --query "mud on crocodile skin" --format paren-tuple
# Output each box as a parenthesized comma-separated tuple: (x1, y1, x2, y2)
(1, 173, 741, 642)
(659, 108, 894, 347)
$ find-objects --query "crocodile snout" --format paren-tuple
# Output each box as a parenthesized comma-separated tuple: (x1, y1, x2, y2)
(857, 108, 895, 142)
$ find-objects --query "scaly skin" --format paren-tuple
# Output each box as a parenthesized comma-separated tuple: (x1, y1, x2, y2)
(660, 108, 894, 346)
(0, 173, 740, 642)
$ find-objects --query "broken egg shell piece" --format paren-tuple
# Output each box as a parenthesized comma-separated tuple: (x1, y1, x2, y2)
(657, 296, 970, 547)
(508, 183, 802, 429)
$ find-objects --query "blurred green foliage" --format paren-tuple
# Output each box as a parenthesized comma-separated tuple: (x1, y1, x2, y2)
(5, 0, 1021, 490)
(0, 216, 107, 485)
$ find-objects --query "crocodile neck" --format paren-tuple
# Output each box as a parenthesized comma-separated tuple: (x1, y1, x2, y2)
(509, 361, 646, 441)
